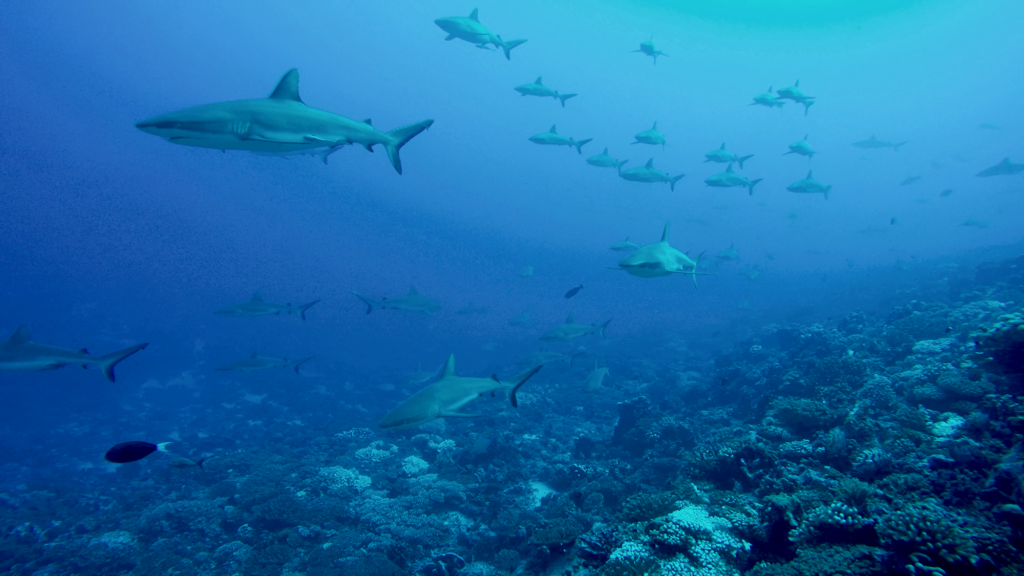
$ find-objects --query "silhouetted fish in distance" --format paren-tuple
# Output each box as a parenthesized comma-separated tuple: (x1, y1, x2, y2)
(564, 284, 583, 299)
(105, 441, 173, 464)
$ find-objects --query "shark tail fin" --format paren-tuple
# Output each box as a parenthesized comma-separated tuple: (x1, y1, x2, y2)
(558, 93, 577, 107)
(195, 457, 208, 469)
(501, 38, 527, 60)
(291, 356, 315, 374)
(296, 299, 320, 321)
(574, 138, 593, 155)
(893, 141, 908, 152)
(351, 291, 380, 314)
(748, 178, 763, 196)
(737, 154, 754, 170)
(803, 100, 815, 116)
(385, 119, 435, 175)
(509, 365, 542, 408)
(617, 159, 628, 173)
(599, 318, 612, 338)
(669, 174, 685, 192)
(156, 442, 173, 453)
(99, 343, 148, 383)
(569, 351, 586, 369)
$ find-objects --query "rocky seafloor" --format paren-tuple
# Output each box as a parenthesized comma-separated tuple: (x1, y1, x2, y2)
(3, 256, 1024, 576)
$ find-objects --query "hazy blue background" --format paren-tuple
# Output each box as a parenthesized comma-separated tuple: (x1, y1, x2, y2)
(0, 1, 1022, 468)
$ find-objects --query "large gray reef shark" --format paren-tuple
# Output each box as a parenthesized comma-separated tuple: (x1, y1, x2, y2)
(852, 136, 907, 151)
(529, 125, 592, 154)
(975, 157, 1024, 177)
(750, 86, 785, 109)
(784, 135, 816, 158)
(378, 354, 542, 429)
(618, 159, 685, 191)
(135, 69, 433, 174)
(607, 223, 712, 288)
(787, 170, 832, 200)
(215, 293, 320, 320)
(705, 143, 754, 169)
(514, 77, 577, 107)
(776, 80, 815, 116)
(587, 148, 629, 171)
(632, 41, 667, 65)
(632, 122, 666, 149)
(539, 313, 611, 342)
(704, 163, 763, 195)
(352, 285, 442, 315)
(215, 352, 313, 374)
(434, 8, 527, 60)
(0, 326, 148, 383)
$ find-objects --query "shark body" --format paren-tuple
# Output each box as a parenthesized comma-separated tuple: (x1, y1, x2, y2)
(704, 163, 763, 195)
(135, 69, 433, 174)
(619, 159, 685, 191)
(901, 176, 922, 186)
(434, 9, 527, 60)
(607, 223, 710, 288)
(610, 237, 640, 252)
(529, 125, 592, 154)
(215, 352, 313, 374)
(787, 170, 832, 199)
(632, 41, 667, 65)
(215, 293, 320, 320)
(0, 326, 148, 383)
(379, 355, 542, 429)
(852, 136, 907, 151)
(582, 361, 610, 393)
(514, 77, 576, 107)
(750, 86, 785, 108)
(784, 135, 816, 158)
(632, 122, 666, 149)
(540, 313, 611, 342)
(975, 157, 1024, 177)
(717, 244, 740, 261)
(776, 80, 815, 115)
(587, 148, 628, 171)
(352, 286, 442, 315)
(705, 143, 753, 169)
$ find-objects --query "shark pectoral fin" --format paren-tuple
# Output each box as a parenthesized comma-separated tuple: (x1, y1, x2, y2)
(445, 33, 457, 41)
(605, 266, 626, 271)
(440, 411, 485, 419)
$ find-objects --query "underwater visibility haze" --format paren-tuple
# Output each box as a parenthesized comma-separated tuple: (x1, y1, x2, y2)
(2, 0, 1024, 574)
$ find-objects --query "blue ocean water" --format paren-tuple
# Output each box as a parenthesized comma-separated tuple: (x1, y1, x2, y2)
(2, 1, 1024, 574)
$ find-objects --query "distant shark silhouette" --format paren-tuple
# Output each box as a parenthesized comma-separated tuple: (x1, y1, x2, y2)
(852, 136, 907, 151)
(582, 360, 610, 393)
(784, 134, 816, 158)
(704, 163, 763, 195)
(135, 69, 433, 174)
(352, 286, 442, 315)
(705, 143, 754, 169)
(587, 148, 629, 171)
(0, 326, 147, 383)
(619, 159, 685, 191)
(610, 237, 640, 252)
(215, 352, 313, 374)
(529, 125, 592, 154)
(776, 80, 815, 115)
(514, 77, 576, 107)
(607, 223, 712, 288)
(539, 313, 611, 341)
(632, 41, 667, 65)
(434, 8, 527, 60)
(750, 86, 785, 109)
(975, 157, 1024, 177)
(632, 122, 666, 149)
(787, 170, 832, 200)
(215, 293, 320, 320)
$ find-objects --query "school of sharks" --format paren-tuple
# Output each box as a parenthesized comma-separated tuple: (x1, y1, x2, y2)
(3, 2, 1024, 575)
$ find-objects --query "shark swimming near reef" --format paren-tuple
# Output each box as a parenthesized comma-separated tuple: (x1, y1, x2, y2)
(704, 163, 763, 195)
(135, 69, 433, 174)
(529, 125, 592, 154)
(631, 122, 666, 149)
(784, 135, 816, 158)
(517, 347, 583, 368)
(776, 80, 815, 115)
(539, 314, 612, 342)
(787, 171, 832, 200)
(717, 244, 740, 261)
(975, 157, 1024, 177)
(705, 143, 754, 169)
(632, 41, 667, 65)
(582, 360, 610, 393)
(435, 9, 527, 60)
(378, 354, 542, 429)
(587, 148, 628, 171)
(514, 77, 576, 107)
(750, 86, 785, 109)
(215, 352, 313, 374)
(618, 159, 685, 191)
(607, 223, 712, 288)
(352, 286, 442, 315)
(610, 237, 640, 252)
(0, 326, 148, 383)
(215, 293, 320, 320)
(852, 136, 907, 151)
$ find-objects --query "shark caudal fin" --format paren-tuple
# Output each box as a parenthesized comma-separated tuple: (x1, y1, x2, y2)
(99, 343, 149, 383)
(508, 365, 542, 408)
(737, 154, 754, 170)
(291, 356, 315, 374)
(893, 141, 908, 152)
(748, 178, 763, 196)
(574, 138, 593, 155)
(569, 351, 586, 370)
(669, 174, 685, 191)
(501, 38, 527, 60)
(599, 318, 612, 338)
(617, 159, 628, 172)
(803, 100, 815, 116)
(558, 93, 577, 107)
(385, 120, 434, 175)
(351, 291, 380, 314)
(296, 300, 320, 321)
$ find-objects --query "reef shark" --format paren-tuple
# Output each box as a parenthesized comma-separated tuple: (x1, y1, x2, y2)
(750, 86, 785, 109)
(705, 143, 753, 169)
(215, 352, 313, 374)
(135, 69, 433, 174)
(704, 163, 763, 195)
(539, 313, 611, 342)
(607, 223, 712, 288)
(610, 237, 640, 252)
(632, 41, 667, 65)
(514, 77, 576, 107)
(852, 136, 907, 151)
(787, 170, 832, 200)
(529, 125, 592, 154)
(717, 244, 739, 261)
(0, 326, 148, 383)
(434, 8, 527, 60)
(587, 148, 628, 171)
(582, 360, 609, 393)
(784, 135, 816, 158)
(975, 157, 1024, 177)
(215, 293, 320, 320)
(378, 355, 542, 429)
(632, 122, 666, 149)
(517, 347, 583, 368)
(352, 286, 442, 315)
(619, 159, 685, 191)
(776, 80, 815, 115)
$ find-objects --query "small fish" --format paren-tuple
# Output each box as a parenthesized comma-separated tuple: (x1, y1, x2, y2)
(564, 284, 583, 299)
(940, 189, 954, 197)
(169, 457, 207, 469)
(900, 176, 921, 186)
(105, 441, 173, 464)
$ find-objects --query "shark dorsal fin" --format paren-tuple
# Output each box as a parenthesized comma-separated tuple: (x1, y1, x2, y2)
(251, 292, 263, 302)
(441, 354, 456, 379)
(803, 134, 808, 141)
(652, 121, 658, 130)
(549, 125, 557, 134)
(1002, 157, 1011, 165)
(469, 8, 479, 21)
(720, 143, 726, 150)
(362, 119, 372, 126)
(409, 285, 419, 295)
(730, 243, 735, 249)
(795, 80, 800, 87)
(4, 325, 31, 347)
(490, 374, 499, 382)
(251, 351, 259, 358)
(269, 69, 303, 103)
(661, 223, 670, 243)
(768, 85, 773, 92)
(807, 170, 813, 179)
(602, 147, 608, 155)
(565, 313, 574, 324)
(726, 163, 734, 173)
(535, 77, 543, 85)
(645, 158, 654, 168)
(624, 236, 630, 241)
